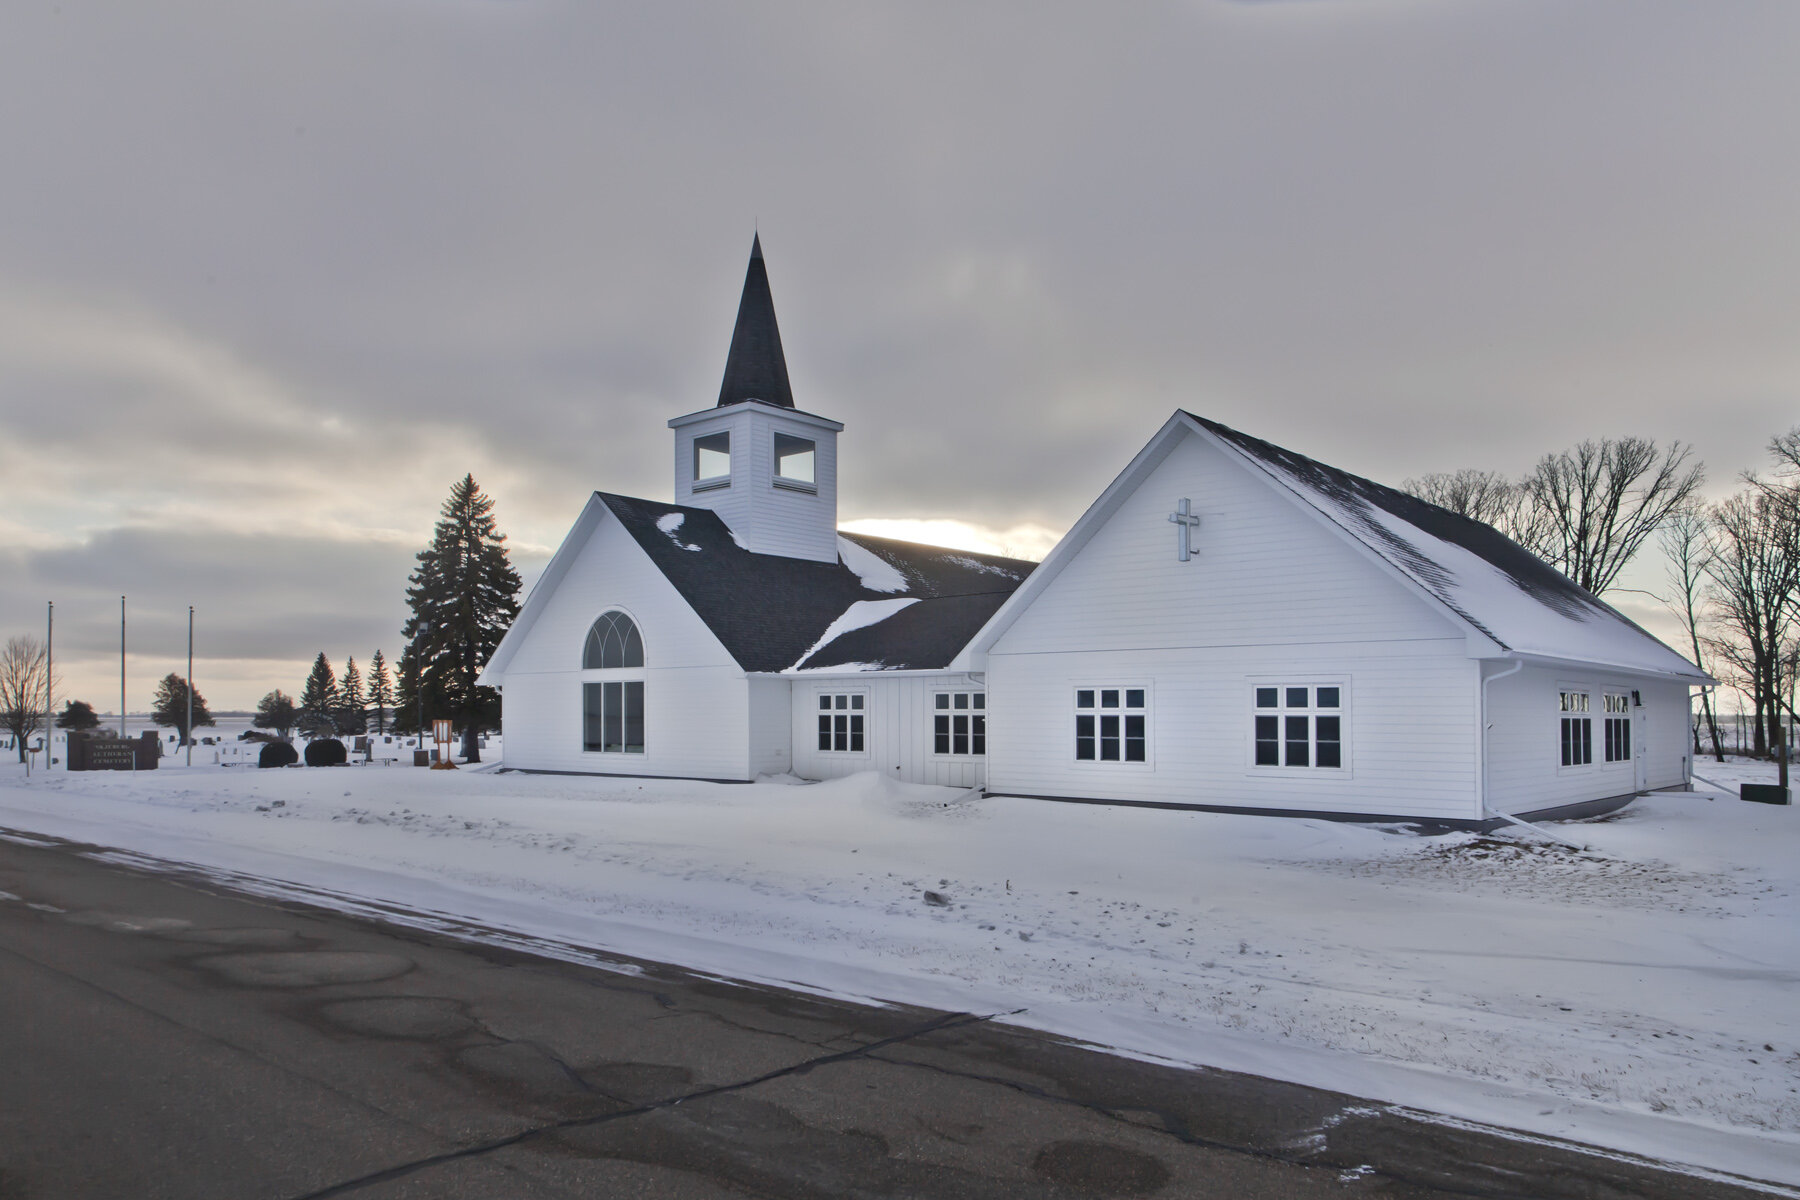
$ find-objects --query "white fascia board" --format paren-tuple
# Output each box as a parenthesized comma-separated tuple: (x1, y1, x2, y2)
(948, 411, 1192, 673)
(668, 399, 844, 433)
(477, 493, 609, 687)
(1187, 414, 1508, 658)
(1474, 649, 1715, 686)
(774, 667, 983, 679)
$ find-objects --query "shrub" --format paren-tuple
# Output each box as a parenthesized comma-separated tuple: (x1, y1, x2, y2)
(304, 738, 348, 767)
(258, 741, 299, 769)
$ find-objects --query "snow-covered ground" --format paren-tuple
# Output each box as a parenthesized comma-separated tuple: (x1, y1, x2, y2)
(1, 755, 1796, 1187)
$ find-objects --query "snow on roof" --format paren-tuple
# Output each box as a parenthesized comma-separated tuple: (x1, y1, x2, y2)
(1191, 415, 1709, 681)
(836, 535, 908, 593)
(593, 493, 1035, 674)
(790, 598, 920, 669)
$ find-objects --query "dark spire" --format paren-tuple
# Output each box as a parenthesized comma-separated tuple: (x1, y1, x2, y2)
(716, 233, 795, 408)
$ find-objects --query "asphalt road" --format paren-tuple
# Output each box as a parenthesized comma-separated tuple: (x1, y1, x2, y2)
(0, 831, 1780, 1200)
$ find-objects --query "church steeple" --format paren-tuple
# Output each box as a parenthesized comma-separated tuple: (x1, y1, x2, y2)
(716, 233, 795, 409)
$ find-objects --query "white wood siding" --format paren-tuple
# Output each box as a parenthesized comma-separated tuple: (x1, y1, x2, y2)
(674, 406, 839, 563)
(987, 432, 1478, 819)
(497, 510, 752, 779)
(1484, 665, 1692, 815)
(791, 674, 988, 787)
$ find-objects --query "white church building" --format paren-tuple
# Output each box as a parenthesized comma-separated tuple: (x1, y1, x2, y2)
(479, 239, 1710, 827)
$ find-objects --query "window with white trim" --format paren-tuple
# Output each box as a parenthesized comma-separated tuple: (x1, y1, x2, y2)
(582, 610, 645, 754)
(1075, 687, 1146, 763)
(1602, 692, 1631, 763)
(1253, 684, 1343, 769)
(693, 432, 730, 489)
(817, 693, 866, 753)
(1559, 690, 1592, 766)
(773, 433, 816, 491)
(933, 692, 985, 756)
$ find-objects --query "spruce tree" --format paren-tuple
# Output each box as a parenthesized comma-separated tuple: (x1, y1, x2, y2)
(367, 650, 393, 734)
(402, 475, 522, 762)
(339, 657, 367, 735)
(151, 673, 215, 745)
(299, 653, 340, 737)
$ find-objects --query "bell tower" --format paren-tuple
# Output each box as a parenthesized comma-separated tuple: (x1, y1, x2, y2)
(669, 236, 843, 563)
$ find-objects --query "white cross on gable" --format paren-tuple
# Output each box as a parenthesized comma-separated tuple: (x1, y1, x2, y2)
(1168, 497, 1201, 562)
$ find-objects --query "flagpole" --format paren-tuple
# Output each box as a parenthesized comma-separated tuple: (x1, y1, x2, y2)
(120, 595, 127, 740)
(186, 605, 194, 767)
(45, 601, 54, 771)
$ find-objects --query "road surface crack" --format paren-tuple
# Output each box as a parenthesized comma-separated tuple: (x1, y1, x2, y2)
(284, 1006, 1024, 1199)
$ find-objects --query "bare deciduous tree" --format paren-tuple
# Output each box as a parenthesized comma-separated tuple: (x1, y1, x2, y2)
(1657, 504, 1723, 760)
(1704, 489, 1800, 763)
(1401, 469, 1539, 544)
(0, 636, 50, 764)
(1519, 437, 1705, 596)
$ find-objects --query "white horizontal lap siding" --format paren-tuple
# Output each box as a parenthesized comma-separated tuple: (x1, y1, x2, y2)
(986, 432, 1476, 818)
(1485, 667, 1690, 815)
(498, 510, 751, 779)
(986, 646, 1472, 817)
(791, 674, 986, 787)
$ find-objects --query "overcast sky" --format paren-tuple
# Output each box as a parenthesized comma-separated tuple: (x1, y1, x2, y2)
(3, 1, 1797, 711)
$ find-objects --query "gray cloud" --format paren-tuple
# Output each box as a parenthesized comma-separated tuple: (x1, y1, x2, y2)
(1, 1, 1796, 705)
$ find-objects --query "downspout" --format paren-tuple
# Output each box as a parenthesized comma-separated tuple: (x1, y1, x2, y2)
(1479, 658, 1588, 850)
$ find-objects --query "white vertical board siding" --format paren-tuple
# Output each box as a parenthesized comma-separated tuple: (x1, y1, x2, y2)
(498, 510, 752, 779)
(791, 674, 987, 787)
(747, 677, 793, 777)
(1485, 666, 1692, 815)
(987, 432, 1477, 818)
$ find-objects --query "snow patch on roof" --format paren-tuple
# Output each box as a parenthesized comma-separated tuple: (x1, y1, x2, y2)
(790, 598, 921, 669)
(836, 535, 908, 593)
(656, 511, 701, 552)
(939, 554, 1026, 580)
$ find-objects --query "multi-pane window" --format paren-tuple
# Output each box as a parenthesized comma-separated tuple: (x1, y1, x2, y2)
(1559, 691, 1592, 766)
(584, 611, 644, 669)
(1075, 687, 1147, 763)
(933, 692, 986, 756)
(1253, 685, 1342, 768)
(583, 681, 644, 753)
(1603, 692, 1631, 763)
(817, 693, 866, 753)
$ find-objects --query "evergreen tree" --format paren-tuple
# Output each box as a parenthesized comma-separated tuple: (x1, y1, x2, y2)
(299, 653, 340, 737)
(56, 699, 100, 730)
(402, 475, 521, 762)
(367, 650, 393, 734)
(151, 673, 216, 744)
(254, 689, 299, 740)
(338, 656, 367, 734)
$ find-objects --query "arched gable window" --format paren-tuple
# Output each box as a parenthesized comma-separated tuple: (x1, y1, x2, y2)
(584, 611, 644, 669)
(583, 611, 645, 754)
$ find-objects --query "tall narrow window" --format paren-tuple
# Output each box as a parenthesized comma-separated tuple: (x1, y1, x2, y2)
(933, 692, 986, 756)
(1559, 690, 1592, 766)
(1603, 692, 1631, 763)
(583, 611, 645, 754)
(817, 693, 866, 753)
(694, 432, 731, 487)
(774, 433, 816, 490)
(1252, 684, 1344, 769)
(1075, 687, 1146, 763)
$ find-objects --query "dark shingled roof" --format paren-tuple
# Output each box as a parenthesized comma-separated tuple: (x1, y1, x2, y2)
(1186, 413, 1627, 643)
(716, 234, 795, 409)
(598, 493, 1034, 672)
